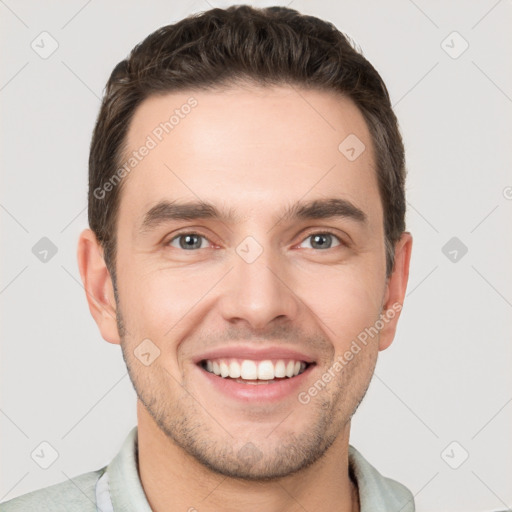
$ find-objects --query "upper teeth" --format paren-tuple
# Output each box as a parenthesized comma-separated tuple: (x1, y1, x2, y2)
(203, 359, 307, 380)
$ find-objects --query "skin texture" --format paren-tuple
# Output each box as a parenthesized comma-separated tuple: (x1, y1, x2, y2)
(77, 85, 412, 512)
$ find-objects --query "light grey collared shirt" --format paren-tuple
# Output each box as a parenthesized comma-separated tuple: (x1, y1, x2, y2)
(1, 426, 415, 511)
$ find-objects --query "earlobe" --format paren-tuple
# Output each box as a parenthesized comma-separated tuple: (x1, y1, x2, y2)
(378, 232, 413, 351)
(77, 228, 121, 345)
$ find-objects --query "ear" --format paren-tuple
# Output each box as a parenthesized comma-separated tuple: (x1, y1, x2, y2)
(77, 228, 121, 345)
(378, 232, 413, 351)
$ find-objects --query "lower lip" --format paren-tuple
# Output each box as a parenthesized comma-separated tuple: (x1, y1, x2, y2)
(196, 363, 316, 403)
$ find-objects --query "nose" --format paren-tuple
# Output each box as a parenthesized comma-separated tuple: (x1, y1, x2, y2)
(217, 239, 300, 330)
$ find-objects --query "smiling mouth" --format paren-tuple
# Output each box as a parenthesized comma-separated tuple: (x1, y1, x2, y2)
(199, 358, 314, 384)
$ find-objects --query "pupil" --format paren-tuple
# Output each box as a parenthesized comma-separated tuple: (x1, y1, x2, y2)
(312, 234, 330, 249)
(181, 234, 200, 249)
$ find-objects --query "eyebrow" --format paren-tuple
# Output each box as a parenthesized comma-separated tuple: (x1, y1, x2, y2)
(138, 197, 367, 235)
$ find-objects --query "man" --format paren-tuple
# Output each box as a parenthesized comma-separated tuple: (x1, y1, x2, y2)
(2, 5, 414, 511)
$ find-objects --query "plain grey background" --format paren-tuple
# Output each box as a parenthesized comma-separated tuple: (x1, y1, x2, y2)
(1, 1, 511, 511)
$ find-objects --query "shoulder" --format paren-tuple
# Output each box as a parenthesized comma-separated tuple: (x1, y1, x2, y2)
(0, 468, 104, 512)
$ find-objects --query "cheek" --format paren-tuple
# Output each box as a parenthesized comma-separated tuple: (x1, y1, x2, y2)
(122, 264, 214, 338)
(302, 266, 384, 346)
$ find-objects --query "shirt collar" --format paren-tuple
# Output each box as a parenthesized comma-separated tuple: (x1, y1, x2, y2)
(348, 444, 415, 511)
(106, 426, 152, 511)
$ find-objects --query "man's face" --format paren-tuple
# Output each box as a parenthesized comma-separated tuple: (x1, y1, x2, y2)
(106, 85, 401, 479)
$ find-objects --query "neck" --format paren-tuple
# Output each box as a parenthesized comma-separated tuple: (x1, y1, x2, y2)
(136, 402, 359, 512)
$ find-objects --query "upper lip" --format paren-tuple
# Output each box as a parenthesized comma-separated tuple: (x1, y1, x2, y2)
(193, 346, 317, 364)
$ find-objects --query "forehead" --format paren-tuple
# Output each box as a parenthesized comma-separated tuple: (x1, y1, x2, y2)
(119, 85, 380, 231)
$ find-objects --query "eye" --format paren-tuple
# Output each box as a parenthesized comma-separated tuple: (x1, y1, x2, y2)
(165, 230, 345, 252)
(166, 232, 211, 250)
(299, 231, 343, 250)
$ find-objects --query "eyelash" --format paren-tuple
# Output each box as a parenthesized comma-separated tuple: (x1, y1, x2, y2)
(164, 229, 346, 251)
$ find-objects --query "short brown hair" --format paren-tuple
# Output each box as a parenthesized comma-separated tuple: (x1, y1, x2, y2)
(88, 5, 406, 286)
